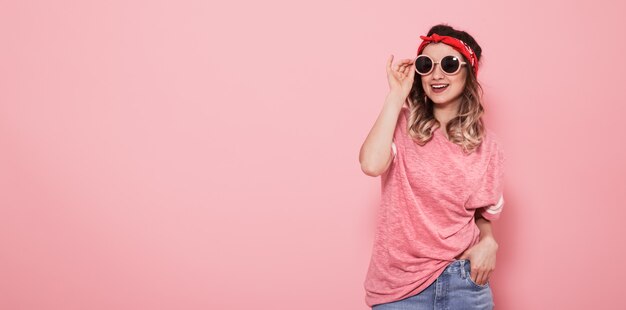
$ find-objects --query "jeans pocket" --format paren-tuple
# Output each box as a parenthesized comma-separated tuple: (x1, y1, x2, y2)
(465, 264, 490, 289)
(467, 275, 490, 288)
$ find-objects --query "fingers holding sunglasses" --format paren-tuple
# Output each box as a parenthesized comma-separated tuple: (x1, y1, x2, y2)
(386, 55, 415, 94)
(389, 57, 407, 79)
(396, 59, 413, 74)
(397, 63, 406, 76)
(402, 61, 415, 88)
(395, 59, 413, 78)
(387, 56, 402, 76)
(402, 60, 416, 80)
(402, 59, 413, 75)
(405, 61, 416, 79)
(396, 60, 415, 90)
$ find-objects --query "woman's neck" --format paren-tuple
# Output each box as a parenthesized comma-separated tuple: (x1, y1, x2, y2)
(433, 97, 461, 129)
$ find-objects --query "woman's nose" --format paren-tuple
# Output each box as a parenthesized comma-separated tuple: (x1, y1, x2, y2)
(432, 64, 444, 79)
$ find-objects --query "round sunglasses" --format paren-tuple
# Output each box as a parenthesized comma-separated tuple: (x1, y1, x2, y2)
(414, 55, 467, 75)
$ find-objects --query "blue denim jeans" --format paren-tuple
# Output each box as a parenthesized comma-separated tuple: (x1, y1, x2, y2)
(371, 259, 494, 310)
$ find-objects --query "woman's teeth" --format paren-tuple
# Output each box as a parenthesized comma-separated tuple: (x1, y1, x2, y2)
(431, 84, 449, 93)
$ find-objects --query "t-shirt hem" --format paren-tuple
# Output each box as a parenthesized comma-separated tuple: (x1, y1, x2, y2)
(365, 261, 451, 308)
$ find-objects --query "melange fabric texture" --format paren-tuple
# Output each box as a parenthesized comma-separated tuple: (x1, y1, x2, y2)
(364, 106, 506, 308)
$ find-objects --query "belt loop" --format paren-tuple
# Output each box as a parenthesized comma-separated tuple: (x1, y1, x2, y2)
(460, 260, 466, 279)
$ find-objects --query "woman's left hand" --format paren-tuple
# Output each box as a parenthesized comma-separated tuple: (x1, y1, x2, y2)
(458, 236, 499, 285)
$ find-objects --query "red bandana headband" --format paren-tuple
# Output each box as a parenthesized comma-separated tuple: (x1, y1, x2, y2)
(416, 33, 479, 76)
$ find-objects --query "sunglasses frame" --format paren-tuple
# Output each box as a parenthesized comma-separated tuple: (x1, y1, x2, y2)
(414, 54, 467, 76)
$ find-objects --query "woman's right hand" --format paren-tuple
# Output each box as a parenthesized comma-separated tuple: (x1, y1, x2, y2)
(386, 54, 416, 100)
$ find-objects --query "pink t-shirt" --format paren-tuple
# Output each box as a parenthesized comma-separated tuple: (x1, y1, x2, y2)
(363, 106, 506, 307)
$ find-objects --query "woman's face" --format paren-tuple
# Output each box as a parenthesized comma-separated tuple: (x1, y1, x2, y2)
(419, 42, 468, 106)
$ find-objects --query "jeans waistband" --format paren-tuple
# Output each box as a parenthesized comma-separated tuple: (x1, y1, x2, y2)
(444, 259, 470, 279)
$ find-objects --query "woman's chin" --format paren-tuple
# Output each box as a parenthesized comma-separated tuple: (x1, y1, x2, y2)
(428, 94, 461, 106)
(429, 97, 448, 105)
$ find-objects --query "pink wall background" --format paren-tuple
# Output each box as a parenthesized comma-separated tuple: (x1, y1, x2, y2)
(1, 0, 625, 309)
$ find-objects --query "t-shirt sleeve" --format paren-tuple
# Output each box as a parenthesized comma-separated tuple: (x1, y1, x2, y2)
(467, 141, 506, 221)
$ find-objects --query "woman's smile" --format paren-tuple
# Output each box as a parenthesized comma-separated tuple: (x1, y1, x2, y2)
(431, 83, 449, 93)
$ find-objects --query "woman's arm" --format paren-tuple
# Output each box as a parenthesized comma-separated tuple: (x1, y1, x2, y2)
(475, 212, 499, 245)
(359, 92, 404, 177)
(359, 55, 416, 177)
(458, 212, 499, 285)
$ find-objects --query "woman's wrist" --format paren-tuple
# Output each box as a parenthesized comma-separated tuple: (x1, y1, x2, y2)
(479, 235, 499, 249)
(386, 91, 407, 108)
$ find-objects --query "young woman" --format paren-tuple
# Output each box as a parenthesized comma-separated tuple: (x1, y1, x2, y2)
(359, 24, 506, 309)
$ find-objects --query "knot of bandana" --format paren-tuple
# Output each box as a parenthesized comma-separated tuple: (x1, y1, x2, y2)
(417, 33, 479, 76)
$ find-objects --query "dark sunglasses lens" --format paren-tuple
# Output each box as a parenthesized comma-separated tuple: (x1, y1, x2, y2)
(415, 56, 433, 74)
(441, 56, 461, 73)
